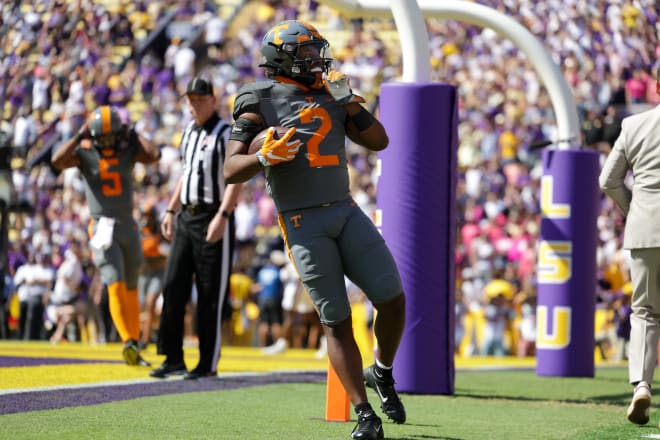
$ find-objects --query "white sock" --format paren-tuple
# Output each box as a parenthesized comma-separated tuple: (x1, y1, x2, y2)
(375, 359, 392, 370)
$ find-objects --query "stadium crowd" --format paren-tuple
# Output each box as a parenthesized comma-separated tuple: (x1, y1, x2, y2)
(0, 0, 658, 360)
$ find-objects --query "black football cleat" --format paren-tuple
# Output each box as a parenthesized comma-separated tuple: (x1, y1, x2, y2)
(351, 408, 384, 440)
(364, 364, 406, 424)
(183, 368, 217, 380)
(149, 361, 188, 378)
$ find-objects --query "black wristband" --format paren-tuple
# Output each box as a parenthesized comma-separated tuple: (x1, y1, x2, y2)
(220, 210, 230, 218)
(349, 108, 375, 131)
(165, 209, 176, 215)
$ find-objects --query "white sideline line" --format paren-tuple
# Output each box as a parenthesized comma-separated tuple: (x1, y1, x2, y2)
(0, 378, 161, 395)
(0, 369, 325, 396)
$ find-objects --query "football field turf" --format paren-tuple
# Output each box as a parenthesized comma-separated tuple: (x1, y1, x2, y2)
(0, 341, 654, 439)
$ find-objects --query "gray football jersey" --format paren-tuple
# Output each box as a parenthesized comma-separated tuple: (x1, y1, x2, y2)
(76, 141, 138, 219)
(233, 80, 351, 212)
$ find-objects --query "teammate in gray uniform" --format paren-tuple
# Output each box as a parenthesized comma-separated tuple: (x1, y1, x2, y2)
(52, 105, 160, 366)
(224, 21, 406, 440)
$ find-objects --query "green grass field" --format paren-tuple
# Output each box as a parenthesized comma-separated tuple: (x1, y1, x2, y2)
(1, 365, 656, 440)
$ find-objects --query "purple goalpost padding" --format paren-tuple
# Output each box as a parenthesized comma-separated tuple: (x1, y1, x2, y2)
(377, 83, 457, 394)
(536, 149, 599, 377)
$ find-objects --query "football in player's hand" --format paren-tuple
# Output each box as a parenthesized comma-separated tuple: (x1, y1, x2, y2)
(248, 126, 290, 154)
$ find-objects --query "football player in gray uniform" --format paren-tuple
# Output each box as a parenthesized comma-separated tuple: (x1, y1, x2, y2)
(52, 105, 160, 366)
(224, 20, 406, 440)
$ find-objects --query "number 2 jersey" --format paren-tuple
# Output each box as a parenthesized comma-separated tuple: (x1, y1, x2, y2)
(233, 79, 351, 212)
(75, 140, 139, 220)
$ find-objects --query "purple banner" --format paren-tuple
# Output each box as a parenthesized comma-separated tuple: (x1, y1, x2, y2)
(378, 83, 457, 394)
(536, 149, 599, 377)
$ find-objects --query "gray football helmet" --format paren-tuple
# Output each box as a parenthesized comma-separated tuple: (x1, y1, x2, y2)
(259, 20, 333, 86)
(88, 106, 123, 150)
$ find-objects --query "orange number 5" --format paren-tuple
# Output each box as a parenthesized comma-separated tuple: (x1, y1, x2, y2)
(99, 158, 122, 196)
(300, 107, 338, 167)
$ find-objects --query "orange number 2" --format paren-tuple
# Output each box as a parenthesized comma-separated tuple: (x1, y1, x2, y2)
(300, 107, 338, 167)
(99, 158, 122, 196)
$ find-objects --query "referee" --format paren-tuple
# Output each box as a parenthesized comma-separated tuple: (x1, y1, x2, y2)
(150, 77, 242, 379)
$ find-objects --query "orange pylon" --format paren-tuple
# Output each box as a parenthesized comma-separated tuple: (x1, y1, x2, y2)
(325, 360, 350, 422)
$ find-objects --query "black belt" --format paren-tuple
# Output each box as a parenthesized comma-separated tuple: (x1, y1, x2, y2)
(183, 203, 220, 216)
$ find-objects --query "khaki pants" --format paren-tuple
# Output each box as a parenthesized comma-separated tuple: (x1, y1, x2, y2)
(629, 248, 660, 384)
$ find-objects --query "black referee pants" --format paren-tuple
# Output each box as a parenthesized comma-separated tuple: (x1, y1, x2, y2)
(157, 209, 234, 372)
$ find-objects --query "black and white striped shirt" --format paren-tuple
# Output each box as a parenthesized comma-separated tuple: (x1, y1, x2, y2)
(178, 114, 231, 206)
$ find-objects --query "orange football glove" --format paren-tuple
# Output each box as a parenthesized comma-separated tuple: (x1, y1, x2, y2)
(256, 127, 302, 166)
(324, 70, 365, 105)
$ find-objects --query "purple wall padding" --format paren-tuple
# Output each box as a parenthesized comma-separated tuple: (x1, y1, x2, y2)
(536, 149, 599, 377)
(377, 83, 457, 394)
